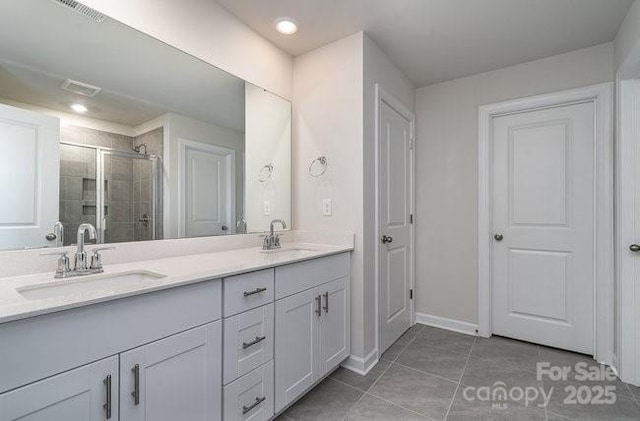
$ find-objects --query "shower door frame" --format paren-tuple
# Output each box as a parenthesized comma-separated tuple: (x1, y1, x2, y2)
(60, 141, 160, 244)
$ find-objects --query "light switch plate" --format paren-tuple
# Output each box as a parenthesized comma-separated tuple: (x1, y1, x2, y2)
(322, 199, 332, 216)
(263, 201, 272, 215)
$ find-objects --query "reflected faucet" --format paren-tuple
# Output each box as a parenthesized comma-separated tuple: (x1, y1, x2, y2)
(75, 223, 97, 271)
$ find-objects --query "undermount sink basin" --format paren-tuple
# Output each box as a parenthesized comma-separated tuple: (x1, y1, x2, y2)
(17, 270, 167, 300)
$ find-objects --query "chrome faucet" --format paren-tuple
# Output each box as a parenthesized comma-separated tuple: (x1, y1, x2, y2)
(41, 223, 114, 278)
(262, 219, 287, 250)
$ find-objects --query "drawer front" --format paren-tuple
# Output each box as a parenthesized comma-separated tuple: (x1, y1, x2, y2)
(223, 304, 274, 385)
(275, 253, 350, 299)
(223, 361, 274, 421)
(223, 269, 275, 317)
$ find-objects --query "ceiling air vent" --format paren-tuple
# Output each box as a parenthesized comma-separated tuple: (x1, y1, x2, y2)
(61, 79, 102, 97)
(50, 0, 107, 23)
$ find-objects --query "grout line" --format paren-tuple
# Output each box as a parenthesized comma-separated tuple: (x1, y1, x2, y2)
(443, 337, 476, 420)
(391, 361, 460, 385)
(361, 392, 436, 420)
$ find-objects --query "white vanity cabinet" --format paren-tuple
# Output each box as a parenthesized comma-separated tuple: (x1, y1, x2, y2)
(274, 254, 351, 413)
(0, 356, 119, 421)
(120, 322, 222, 421)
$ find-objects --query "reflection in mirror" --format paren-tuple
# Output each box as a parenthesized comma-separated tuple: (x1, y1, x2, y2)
(0, 0, 291, 251)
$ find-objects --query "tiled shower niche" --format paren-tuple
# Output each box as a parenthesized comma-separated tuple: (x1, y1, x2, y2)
(59, 125, 162, 245)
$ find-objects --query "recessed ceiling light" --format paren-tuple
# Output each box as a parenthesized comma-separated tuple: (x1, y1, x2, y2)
(70, 103, 88, 113)
(275, 17, 298, 35)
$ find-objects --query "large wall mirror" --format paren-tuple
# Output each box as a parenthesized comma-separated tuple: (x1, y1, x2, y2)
(0, 0, 291, 250)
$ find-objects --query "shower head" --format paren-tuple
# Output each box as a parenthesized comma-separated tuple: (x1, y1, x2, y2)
(133, 143, 148, 155)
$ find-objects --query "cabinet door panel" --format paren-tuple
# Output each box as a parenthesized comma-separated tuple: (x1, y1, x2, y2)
(223, 361, 274, 421)
(120, 322, 221, 421)
(318, 277, 350, 376)
(274, 289, 319, 412)
(0, 356, 118, 421)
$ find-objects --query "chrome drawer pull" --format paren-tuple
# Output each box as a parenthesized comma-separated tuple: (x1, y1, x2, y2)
(131, 364, 140, 405)
(242, 396, 266, 414)
(323, 292, 329, 313)
(243, 287, 267, 297)
(242, 335, 266, 349)
(315, 295, 322, 317)
(103, 375, 112, 419)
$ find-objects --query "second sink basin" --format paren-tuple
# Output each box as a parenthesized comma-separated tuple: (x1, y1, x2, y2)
(17, 270, 167, 300)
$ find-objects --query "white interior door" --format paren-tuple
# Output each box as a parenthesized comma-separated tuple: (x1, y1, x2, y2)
(180, 140, 235, 238)
(378, 93, 413, 354)
(492, 101, 595, 354)
(0, 103, 59, 250)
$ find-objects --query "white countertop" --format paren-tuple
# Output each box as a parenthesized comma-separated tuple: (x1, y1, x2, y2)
(0, 243, 352, 324)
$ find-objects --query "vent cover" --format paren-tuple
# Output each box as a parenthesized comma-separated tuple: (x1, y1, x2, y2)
(61, 79, 102, 97)
(50, 0, 107, 23)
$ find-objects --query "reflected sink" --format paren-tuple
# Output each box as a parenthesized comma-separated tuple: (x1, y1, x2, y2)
(17, 270, 167, 300)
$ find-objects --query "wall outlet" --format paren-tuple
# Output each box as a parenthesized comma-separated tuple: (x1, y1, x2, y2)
(322, 199, 332, 216)
(263, 200, 272, 216)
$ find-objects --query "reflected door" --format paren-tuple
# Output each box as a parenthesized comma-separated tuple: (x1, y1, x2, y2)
(180, 140, 235, 237)
(0, 103, 59, 249)
(492, 101, 595, 354)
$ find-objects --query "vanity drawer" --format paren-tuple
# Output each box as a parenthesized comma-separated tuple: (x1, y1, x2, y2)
(223, 361, 274, 421)
(223, 303, 274, 385)
(275, 253, 350, 299)
(223, 269, 274, 317)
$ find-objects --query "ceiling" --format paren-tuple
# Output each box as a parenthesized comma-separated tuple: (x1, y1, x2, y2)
(215, 0, 634, 87)
(0, 0, 245, 131)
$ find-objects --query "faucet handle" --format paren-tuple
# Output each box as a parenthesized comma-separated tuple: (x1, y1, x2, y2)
(40, 251, 71, 278)
(90, 247, 115, 271)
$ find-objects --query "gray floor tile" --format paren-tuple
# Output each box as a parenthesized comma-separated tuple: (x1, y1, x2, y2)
(470, 336, 540, 373)
(544, 382, 640, 420)
(283, 378, 363, 420)
(414, 326, 476, 355)
(446, 387, 547, 421)
(345, 395, 429, 420)
(369, 364, 457, 420)
(626, 383, 640, 403)
(382, 334, 414, 361)
(396, 341, 468, 382)
(546, 412, 573, 421)
(330, 359, 391, 391)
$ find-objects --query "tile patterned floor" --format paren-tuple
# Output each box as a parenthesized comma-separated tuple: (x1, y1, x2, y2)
(276, 325, 640, 420)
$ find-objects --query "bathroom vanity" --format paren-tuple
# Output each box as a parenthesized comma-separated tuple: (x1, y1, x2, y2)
(0, 243, 352, 421)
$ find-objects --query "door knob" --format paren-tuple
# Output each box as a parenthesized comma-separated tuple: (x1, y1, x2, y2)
(630, 244, 640, 253)
(381, 235, 393, 244)
(494, 233, 504, 242)
(221, 225, 228, 231)
(45, 233, 57, 241)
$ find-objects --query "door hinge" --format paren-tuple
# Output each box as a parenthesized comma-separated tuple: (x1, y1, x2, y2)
(409, 138, 414, 150)
(410, 214, 414, 224)
(410, 289, 414, 300)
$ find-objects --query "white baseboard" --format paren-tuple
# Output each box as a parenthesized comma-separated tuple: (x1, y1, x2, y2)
(341, 348, 378, 375)
(415, 312, 478, 336)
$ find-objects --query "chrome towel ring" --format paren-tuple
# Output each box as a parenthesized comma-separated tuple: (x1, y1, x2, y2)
(309, 156, 328, 177)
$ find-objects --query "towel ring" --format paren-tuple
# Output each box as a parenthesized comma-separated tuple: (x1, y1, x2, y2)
(258, 163, 274, 183)
(309, 156, 328, 178)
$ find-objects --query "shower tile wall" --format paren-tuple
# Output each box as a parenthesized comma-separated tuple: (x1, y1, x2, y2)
(133, 127, 163, 241)
(59, 125, 163, 245)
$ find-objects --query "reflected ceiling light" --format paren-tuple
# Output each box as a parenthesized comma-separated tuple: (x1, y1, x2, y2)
(70, 103, 88, 113)
(275, 17, 298, 35)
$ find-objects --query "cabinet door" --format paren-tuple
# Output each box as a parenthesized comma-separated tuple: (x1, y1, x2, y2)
(274, 288, 320, 412)
(318, 277, 351, 376)
(0, 356, 118, 421)
(120, 322, 222, 421)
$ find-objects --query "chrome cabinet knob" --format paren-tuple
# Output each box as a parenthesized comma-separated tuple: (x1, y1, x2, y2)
(381, 235, 393, 244)
(630, 244, 640, 253)
(494, 233, 504, 242)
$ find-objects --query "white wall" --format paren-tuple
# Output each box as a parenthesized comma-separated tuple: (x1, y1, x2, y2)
(415, 43, 615, 324)
(363, 34, 415, 356)
(293, 32, 365, 356)
(159, 113, 244, 239)
(80, 0, 293, 100)
(245, 83, 292, 233)
(615, 0, 640, 76)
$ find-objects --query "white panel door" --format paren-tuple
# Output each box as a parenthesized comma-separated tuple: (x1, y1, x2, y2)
(120, 322, 222, 421)
(0, 356, 118, 421)
(317, 277, 350, 376)
(378, 99, 412, 353)
(492, 102, 595, 354)
(0, 103, 59, 249)
(274, 289, 319, 413)
(181, 140, 235, 237)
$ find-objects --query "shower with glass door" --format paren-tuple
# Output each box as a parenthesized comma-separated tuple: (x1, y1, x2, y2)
(58, 141, 160, 246)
